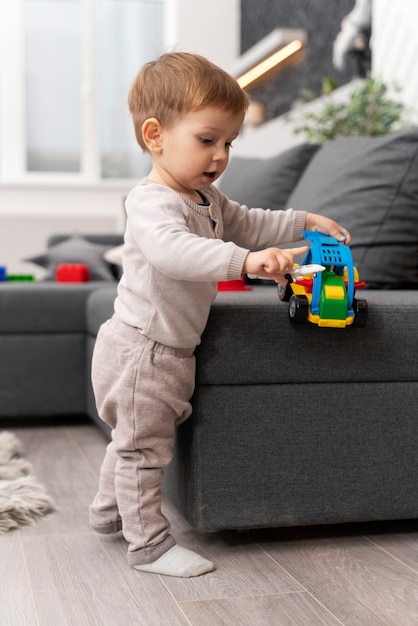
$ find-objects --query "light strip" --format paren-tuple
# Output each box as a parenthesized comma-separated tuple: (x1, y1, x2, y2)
(237, 40, 304, 89)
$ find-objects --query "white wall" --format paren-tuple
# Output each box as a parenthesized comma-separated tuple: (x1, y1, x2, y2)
(164, 0, 240, 69)
(0, 183, 129, 278)
(0, 0, 240, 275)
(372, 0, 418, 123)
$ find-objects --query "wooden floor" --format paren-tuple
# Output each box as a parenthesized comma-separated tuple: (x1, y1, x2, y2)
(1, 419, 418, 626)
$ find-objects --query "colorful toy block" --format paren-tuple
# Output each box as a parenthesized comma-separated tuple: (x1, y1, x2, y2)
(218, 276, 252, 291)
(6, 274, 35, 281)
(56, 263, 90, 283)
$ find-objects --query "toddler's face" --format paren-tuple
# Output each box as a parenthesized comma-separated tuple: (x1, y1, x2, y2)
(154, 106, 244, 197)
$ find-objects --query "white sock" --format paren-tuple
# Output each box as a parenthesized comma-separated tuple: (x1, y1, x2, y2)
(133, 545, 215, 578)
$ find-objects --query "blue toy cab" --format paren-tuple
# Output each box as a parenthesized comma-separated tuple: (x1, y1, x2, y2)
(278, 230, 368, 328)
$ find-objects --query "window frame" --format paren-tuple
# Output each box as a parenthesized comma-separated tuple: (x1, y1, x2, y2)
(0, 0, 240, 186)
(0, 0, 161, 185)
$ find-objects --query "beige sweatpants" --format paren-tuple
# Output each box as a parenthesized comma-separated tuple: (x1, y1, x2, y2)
(89, 315, 195, 566)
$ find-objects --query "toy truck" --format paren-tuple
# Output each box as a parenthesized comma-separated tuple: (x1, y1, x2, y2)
(278, 230, 368, 328)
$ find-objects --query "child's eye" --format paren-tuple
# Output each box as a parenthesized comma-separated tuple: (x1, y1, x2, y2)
(225, 141, 233, 149)
(200, 137, 213, 145)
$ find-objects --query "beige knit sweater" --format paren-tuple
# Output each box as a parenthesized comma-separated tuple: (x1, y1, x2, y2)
(114, 178, 306, 348)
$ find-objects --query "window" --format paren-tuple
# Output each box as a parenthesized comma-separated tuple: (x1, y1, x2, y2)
(25, 0, 82, 174)
(0, 0, 164, 183)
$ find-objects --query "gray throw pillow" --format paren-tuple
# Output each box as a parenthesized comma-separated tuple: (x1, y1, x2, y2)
(25, 234, 115, 281)
(286, 129, 418, 288)
(219, 143, 320, 209)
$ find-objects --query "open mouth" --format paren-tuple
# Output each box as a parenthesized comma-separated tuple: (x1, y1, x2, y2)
(203, 171, 216, 182)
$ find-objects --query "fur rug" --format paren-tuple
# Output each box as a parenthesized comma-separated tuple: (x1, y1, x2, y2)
(0, 431, 55, 533)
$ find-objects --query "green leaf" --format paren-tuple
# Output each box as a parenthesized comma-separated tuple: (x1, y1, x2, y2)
(289, 77, 411, 144)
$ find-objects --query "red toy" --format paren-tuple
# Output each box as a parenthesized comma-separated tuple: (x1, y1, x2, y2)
(56, 263, 90, 282)
(218, 276, 252, 291)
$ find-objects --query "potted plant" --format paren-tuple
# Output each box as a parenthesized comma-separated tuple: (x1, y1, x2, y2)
(290, 76, 409, 143)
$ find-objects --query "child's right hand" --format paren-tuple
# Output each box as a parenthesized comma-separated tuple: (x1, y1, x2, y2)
(244, 246, 309, 286)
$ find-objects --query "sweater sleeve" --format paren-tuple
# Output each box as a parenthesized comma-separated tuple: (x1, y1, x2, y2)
(207, 186, 307, 249)
(126, 182, 249, 282)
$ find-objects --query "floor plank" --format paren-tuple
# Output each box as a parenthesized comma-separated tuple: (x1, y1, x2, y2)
(3, 421, 418, 626)
(256, 528, 418, 626)
(22, 532, 190, 626)
(179, 592, 344, 626)
(67, 422, 110, 477)
(365, 520, 418, 573)
(161, 498, 305, 603)
(0, 532, 37, 625)
(14, 425, 100, 537)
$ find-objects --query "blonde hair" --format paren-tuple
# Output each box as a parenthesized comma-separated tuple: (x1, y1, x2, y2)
(128, 52, 250, 150)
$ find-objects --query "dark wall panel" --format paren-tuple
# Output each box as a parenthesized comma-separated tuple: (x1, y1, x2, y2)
(241, 0, 357, 119)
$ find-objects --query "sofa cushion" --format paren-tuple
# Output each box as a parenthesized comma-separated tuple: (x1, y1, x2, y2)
(86, 285, 117, 334)
(0, 335, 86, 415)
(25, 234, 116, 281)
(196, 286, 418, 385)
(219, 143, 320, 209)
(0, 283, 99, 333)
(103, 245, 123, 267)
(47, 234, 123, 249)
(286, 129, 418, 288)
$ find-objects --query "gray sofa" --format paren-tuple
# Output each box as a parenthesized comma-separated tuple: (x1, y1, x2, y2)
(0, 234, 123, 418)
(2, 127, 418, 532)
(85, 284, 418, 533)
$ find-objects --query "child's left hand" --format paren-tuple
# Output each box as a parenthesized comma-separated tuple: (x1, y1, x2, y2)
(305, 213, 351, 245)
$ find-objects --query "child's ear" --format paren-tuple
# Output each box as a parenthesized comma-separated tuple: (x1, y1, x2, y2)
(142, 118, 163, 153)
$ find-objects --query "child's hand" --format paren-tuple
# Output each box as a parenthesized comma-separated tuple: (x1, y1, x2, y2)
(244, 246, 309, 286)
(305, 213, 351, 245)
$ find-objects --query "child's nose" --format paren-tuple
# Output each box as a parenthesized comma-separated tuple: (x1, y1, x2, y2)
(213, 146, 229, 161)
